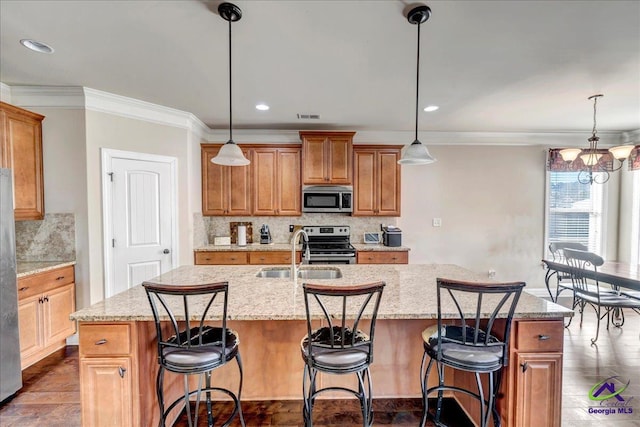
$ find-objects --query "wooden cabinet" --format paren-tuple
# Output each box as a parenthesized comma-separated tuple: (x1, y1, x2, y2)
(0, 102, 45, 220)
(252, 147, 301, 215)
(509, 320, 563, 427)
(195, 250, 300, 265)
(17, 265, 76, 369)
(201, 144, 251, 216)
(300, 131, 354, 185)
(194, 251, 248, 265)
(79, 323, 137, 427)
(356, 250, 408, 264)
(353, 145, 401, 216)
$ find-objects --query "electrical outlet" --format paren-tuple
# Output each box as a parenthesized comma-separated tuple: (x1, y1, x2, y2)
(432, 218, 442, 227)
(488, 269, 496, 278)
(289, 225, 294, 232)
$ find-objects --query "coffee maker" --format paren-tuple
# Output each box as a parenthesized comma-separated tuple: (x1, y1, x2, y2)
(260, 224, 272, 244)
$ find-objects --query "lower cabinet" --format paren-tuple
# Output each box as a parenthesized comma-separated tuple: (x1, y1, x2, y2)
(79, 323, 137, 427)
(356, 251, 408, 264)
(18, 265, 76, 369)
(508, 320, 563, 427)
(195, 250, 300, 265)
(80, 358, 134, 427)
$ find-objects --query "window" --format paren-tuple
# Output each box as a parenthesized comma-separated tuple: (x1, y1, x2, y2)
(545, 171, 606, 257)
(631, 172, 640, 265)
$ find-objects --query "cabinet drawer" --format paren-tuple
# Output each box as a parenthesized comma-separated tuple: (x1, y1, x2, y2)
(79, 323, 132, 357)
(515, 320, 563, 352)
(249, 251, 297, 264)
(357, 251, 408, 264)
(18, 265, 75, 300)
(194, 251, 248, 265)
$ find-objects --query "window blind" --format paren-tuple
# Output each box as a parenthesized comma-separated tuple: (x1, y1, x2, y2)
(547, 172, 605, 255)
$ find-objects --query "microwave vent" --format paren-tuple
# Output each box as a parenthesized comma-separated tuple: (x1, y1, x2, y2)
(297, 113, 320, 120)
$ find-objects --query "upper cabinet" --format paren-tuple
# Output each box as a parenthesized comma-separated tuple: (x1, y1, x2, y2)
(0, 102, 45, 220)
(201, 144, 302, 216)
(300, 131, 354, 185)
(252, 146, 301, 216)
(201, 144, 252, 216)
(353, 145, 402, 216)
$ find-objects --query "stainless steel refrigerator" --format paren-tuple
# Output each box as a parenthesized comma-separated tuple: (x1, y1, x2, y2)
(0, 168, 21, 402)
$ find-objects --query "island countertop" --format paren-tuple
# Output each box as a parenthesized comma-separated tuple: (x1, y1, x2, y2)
(71, 264, 571, 322)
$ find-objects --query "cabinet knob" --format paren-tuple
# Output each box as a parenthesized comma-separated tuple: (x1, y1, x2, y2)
(19, 286, 29, 292)
(56, 276, 65, 281)
(520, 362, 528, 372)
(43, 296, 49, 302)
(118, 367, 126, 378)
(38, 297, 44, 304)
(538, 334, 550, 341)
(95, 339, 108, 346)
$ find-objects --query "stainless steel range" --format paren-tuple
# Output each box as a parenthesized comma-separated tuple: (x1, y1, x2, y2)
(302, 225, 356, 264)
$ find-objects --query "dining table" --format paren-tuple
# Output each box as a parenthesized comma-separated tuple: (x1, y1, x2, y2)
(542, 258, 640, 301)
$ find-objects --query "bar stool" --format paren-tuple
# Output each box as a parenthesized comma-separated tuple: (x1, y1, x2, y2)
(143, 281, 245, 427)
(300, 281, 385, 427)
(420, 278, 525, 427)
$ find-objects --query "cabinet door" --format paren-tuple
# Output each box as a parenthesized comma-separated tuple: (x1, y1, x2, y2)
(0, 102, 45, 220)
(353, 149, 377, 215)
(194, 251, 248, 265)
(277, 148, 301, 215)
(514, 352, 562, 427)
(80, 358, 134, 427)
(43, 283, 76, 345)
(201, 145, 251, 216)
(302, 136, 328, 184)
(327, 136, 352, 184)
(376, 150, 401, 216)
(248, 251, 296, 264)
(0, 108, 11, 168)
(252, 148, 278, 215)
(357, 251, 408, 264)
(18, 294, 43, 366)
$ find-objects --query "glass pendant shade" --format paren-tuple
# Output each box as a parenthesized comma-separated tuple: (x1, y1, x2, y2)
(608, 144, 634, 160)
(559, 148, 582, 162)
(580, 152, 602, 166)
(211, 141, 250, 166)
(398, 140, 436, 165)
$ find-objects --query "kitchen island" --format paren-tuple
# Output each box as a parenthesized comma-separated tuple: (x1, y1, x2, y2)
(71, 264, 572, 427)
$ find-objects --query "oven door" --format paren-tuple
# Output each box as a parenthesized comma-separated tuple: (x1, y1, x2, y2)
(306, 253, 356, 264)
(302, 191, 341, 212)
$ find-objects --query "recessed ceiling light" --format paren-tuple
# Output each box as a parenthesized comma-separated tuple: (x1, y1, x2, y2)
(423, 105, 439, 112)
(255, 104, 270, 111)
(20, 39, 55, 54)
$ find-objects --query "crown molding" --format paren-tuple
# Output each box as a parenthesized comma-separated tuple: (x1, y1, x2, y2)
(621, 129, 640, 144)
(0, 82, 11, 103)
(9, 86, 85, 108)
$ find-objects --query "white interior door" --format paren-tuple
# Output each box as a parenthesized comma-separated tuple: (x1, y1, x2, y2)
(103, 150, 177, 297)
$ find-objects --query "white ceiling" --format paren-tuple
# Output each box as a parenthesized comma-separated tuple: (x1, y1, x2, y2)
(1, 0, 639, 137)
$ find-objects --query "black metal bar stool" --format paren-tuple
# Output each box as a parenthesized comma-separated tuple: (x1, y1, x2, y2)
(300, 281, 385, 427)
(420, 278, 525, 427)
(143, 280, 245, 427)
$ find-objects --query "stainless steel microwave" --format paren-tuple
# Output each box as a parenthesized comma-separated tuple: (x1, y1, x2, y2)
(302, 186, 353, 213)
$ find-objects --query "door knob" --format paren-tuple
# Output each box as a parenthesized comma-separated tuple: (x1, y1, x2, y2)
(163, 249, 170, 254)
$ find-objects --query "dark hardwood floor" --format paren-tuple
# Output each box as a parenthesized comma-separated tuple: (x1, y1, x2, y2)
(1, 312, 639, 426)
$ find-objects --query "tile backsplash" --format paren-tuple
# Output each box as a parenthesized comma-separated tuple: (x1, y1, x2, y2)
(15, 213, 76, 261)
(194, 213, 397, 246)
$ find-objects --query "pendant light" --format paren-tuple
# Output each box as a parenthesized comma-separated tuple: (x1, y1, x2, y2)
(398, 5, 436, 165)
(212, 2, 250, 166)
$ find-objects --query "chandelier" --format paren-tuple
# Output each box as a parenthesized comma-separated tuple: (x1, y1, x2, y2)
(558, 94, 634, 185)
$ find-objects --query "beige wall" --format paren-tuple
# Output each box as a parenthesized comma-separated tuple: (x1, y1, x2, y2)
(84, 110, 193, 304)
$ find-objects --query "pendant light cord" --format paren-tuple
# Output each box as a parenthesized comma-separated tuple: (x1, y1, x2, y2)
(228, 17, 233, 142)
(415, 22, 421, 142)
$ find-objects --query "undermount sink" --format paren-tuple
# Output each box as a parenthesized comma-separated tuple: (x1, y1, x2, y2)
(256, 267, 342, 280)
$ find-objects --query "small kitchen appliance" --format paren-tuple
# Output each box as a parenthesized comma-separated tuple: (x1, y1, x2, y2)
(302, 186, 353, 213)
(302, 225, 356, 264)
(260, 224, 272, 244)
(382, 226, 402, 247)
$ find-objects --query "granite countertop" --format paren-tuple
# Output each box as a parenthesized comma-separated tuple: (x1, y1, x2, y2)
(17, 261, 76, 278)
(195, 243, 410, 252)
(71, 264, 572, 322)
(351, 244, 410, 251)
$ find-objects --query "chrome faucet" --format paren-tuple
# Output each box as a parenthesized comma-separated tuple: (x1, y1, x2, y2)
(291, 228, 310, 282)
